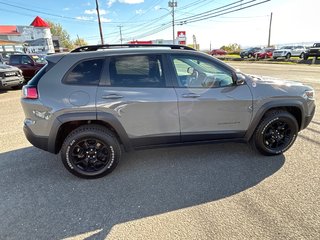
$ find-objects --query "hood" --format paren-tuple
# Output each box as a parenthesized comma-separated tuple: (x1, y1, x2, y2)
(249, 75, 305, 87)
(0, 64, 20, 71)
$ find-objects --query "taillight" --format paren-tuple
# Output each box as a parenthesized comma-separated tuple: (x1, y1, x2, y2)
(22, 86, 38, 99)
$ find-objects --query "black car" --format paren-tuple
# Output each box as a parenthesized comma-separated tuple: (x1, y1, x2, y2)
(240, 47, 262, 58)
(304, 43, 320, 60)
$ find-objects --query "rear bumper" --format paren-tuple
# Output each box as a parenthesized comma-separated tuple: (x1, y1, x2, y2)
(23, 124, 49, 152)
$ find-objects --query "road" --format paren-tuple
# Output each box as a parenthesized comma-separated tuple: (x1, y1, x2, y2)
(0, 63, 319, 240)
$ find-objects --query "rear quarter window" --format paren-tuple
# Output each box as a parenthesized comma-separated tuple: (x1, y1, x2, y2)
(63, 59, 104, 85)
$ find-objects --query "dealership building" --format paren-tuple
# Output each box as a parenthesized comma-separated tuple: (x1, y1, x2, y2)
(0, 16, 54, 54)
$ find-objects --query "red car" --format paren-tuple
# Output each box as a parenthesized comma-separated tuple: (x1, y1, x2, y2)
(254, 48, 275, 59)
(210, 49, 227, 56)
(8, 54, 47, 81)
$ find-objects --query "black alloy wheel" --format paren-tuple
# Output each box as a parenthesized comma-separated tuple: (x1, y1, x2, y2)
(69, 138, 112, 173)
(262, 120, 293, 151)
(61, 125, 121, 178)
(252, 110, 298, 155)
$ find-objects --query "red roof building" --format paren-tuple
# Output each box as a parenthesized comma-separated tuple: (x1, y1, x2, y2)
(0, 26, 20, 36)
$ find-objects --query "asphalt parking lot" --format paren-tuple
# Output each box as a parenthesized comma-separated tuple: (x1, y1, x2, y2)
(0, 63, 319, 240)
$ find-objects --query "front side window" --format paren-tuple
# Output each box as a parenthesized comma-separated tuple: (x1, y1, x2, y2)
(109, 55, 165, 88)
(64, 59, 103, 85)
(22, 56, 32, 65)
(172, 55, 234, 88)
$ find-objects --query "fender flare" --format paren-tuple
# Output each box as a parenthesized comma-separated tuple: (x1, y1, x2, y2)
(245, 100, 305, 141)
(48, 112, 132, 153)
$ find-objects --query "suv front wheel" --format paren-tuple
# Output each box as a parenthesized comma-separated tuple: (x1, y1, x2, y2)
(252, 110, 298, 156)
(61, 124, 121, 178)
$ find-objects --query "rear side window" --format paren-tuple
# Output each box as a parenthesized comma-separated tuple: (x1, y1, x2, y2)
(64, 59, 103, 85)
(109, 55, 165, 88)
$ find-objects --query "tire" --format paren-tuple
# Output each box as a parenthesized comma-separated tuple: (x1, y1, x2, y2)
(248, 53, 252, 58)
(273, 57, 277, 60)
(252, 110, 298, 156)
(300, 52, 305, 59)
(61, 124, 121, 179)
(303, 55, 308, 60)
(286, 53, 291, 59)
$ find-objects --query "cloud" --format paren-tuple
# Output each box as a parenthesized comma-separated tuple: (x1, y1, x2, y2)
(76, 16, 94, 20)
(108, 0, 144, 7)
(84, 9, 108, 15)
(62, 7, 70, 11)
(119, 0, 144, 4)
(135, 9, 145, 15)
(107, 0, 116, 8)
(154, 5, 160, 11)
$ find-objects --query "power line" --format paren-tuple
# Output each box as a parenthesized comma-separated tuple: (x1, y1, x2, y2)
(179, 0, 270, 24)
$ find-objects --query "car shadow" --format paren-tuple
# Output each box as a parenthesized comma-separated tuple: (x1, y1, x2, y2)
(0, 143, 285, 239)
(0, 89, 8, 94)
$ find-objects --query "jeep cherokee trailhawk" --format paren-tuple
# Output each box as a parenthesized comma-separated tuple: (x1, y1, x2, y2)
(21, 44, 316, 178)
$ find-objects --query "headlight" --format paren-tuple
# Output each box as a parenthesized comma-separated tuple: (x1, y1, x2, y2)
(303, 90, 315, 100)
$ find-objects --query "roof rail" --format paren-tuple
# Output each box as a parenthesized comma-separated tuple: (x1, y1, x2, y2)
(71, 44, 196, 53)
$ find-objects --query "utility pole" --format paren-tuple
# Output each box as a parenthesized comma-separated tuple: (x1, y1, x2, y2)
(268, 12, 273, 47)
(118, 25, 123, 44)
(95, 0, 104, 45)
(168, 1, 177, 44)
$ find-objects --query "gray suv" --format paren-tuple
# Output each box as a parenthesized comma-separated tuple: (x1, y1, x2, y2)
(21, 44, 316, 178)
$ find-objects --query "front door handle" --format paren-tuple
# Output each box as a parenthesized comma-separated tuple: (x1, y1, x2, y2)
(102, 94, 123, 99)
(182, 93, 201, 98)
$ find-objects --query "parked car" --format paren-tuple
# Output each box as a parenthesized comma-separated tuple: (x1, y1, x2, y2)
(210, 49, 227, 56)
(21, 44, 315, 179)
(303, 43, 320, 60)
(9, 54, 47, 81)
(254, 48, 275, 59)
(240, 47, 262, 58)
(0, 51, 23, 64)
(273, 46, 306, 59)
(0, 63, 24, 89)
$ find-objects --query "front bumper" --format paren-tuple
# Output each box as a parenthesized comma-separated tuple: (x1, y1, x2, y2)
(0, 76, 24, 87)
(302, 105, 315, 130)
(273, 52, 287, 57)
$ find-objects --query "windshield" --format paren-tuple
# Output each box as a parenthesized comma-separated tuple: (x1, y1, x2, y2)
(31, 55, 47, 64)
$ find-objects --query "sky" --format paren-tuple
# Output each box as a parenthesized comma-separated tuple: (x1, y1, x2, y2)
(0, 0, 319, 50)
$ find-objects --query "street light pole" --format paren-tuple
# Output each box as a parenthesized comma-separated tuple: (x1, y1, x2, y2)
(168, 1, 177, 44)
(161, 1, 177, 44)
(118, 25, 123, 44)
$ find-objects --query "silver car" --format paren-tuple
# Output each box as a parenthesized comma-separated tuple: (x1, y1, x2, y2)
(20, 44, 315, 178)
(273, 46, 306, 59)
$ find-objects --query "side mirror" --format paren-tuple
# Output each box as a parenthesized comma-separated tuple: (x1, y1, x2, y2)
(234, 73, 246, 85)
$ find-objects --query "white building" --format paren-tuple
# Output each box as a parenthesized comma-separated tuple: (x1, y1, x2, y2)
(0, 16, 54, 54)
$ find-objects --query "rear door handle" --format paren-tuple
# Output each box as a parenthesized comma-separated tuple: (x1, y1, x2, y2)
(102, 94, 123, 99)
(182, 93, 201, 98)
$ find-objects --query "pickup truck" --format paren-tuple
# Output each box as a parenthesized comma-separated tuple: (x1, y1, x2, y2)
(304, 43, 320, 60)
(9, 54, 46, 81)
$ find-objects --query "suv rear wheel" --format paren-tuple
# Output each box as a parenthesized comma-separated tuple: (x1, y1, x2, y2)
(61, 124, 121, 179)
(252, 110, 298, 156)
